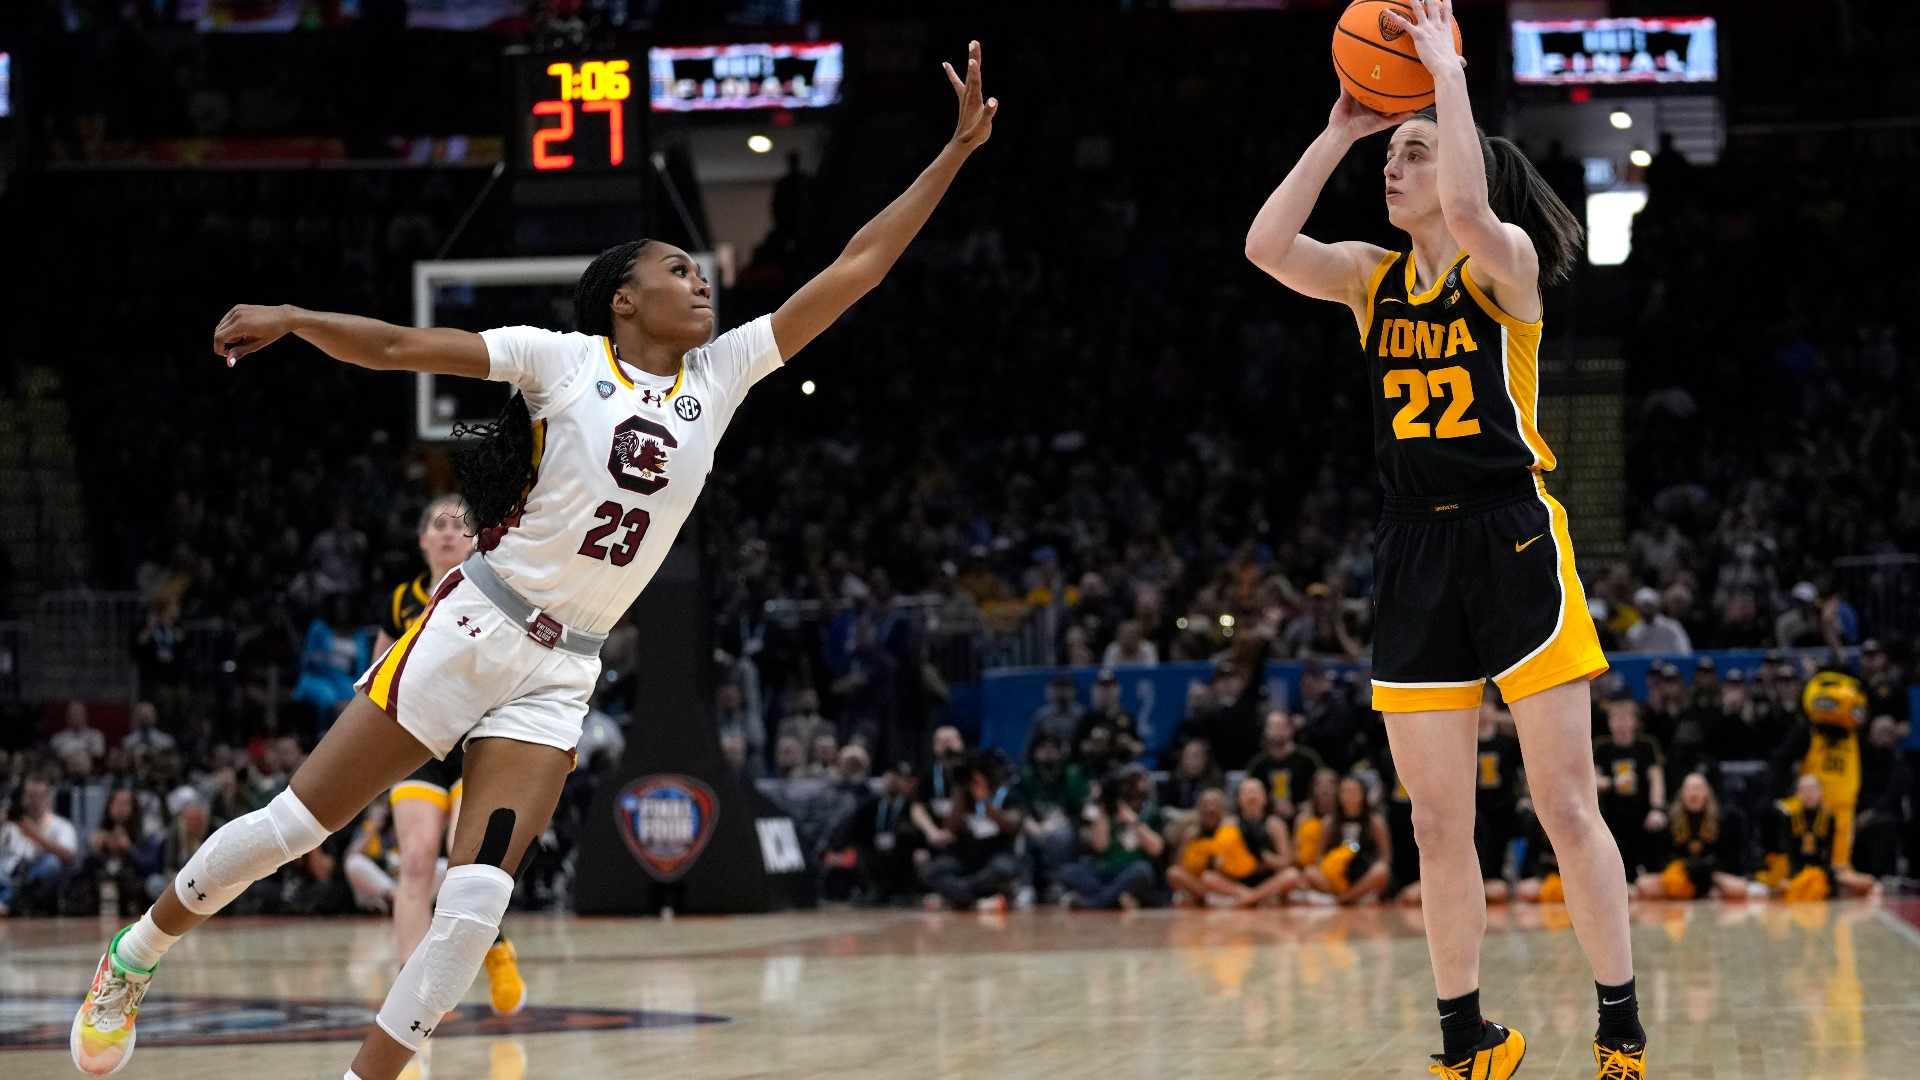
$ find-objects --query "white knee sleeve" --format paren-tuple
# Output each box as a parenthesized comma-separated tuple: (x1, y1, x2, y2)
(175, 788, 330, 915)
(376, 864, 513, 1051)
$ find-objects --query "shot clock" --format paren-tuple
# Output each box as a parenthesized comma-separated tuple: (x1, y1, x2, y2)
(511, 52, 641, 174)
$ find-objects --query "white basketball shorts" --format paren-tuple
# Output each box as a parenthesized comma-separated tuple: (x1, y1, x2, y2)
(354, 569, 599, 760)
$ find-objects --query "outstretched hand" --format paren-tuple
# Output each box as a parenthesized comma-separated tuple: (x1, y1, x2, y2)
(213, 304, 293, 366)
(944, 40, 998, 149)
(1384, 0, 1466, 76)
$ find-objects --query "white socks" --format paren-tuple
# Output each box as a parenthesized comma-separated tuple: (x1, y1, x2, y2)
(114, 914, 181, 972)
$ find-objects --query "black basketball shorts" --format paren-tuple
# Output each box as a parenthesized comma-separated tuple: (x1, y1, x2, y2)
(1371, 473, 1607, 713)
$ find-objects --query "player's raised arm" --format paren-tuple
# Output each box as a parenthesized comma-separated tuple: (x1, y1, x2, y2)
(769, 39, 998, 362)
(1244, 90, 1406, 309)
(214, 304, 490, 378)
(1388, 0, 1537, 293)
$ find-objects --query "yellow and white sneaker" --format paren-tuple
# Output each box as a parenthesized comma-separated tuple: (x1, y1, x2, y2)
(70, 926, 155, 1076)
(483, 938, 527, 1016)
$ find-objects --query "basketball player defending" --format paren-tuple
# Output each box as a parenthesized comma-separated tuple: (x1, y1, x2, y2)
(377, 494, 526, 1016)
(71, 41, 997, 1080)
(1245, 3, 1643, 1077)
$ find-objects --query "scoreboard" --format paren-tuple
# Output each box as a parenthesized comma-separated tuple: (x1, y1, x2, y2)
(648, 42, 843, 112)
(511, 52, 641, 175)
(1511, 17, 1718, 86)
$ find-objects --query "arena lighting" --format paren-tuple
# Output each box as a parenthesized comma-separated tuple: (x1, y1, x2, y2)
(1609, 110, 1633, 129)
(1219, 614, 1235, 627)
(1629, 148, 1653, 167)
(747, 134, 773, 153)
(800, 379, 816, 395)
(1175, 617, 1190, 630)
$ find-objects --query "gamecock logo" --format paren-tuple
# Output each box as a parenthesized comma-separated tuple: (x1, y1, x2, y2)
(606, 415, 678, 496)
(615, 776, 719, 882)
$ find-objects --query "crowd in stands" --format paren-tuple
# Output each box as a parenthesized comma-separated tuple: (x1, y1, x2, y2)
(745, 632, 1916, 912)
(4, 9, 1920, 915)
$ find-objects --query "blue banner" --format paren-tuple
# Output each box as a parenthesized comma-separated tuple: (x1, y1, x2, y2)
(978, 649, 1916, 760)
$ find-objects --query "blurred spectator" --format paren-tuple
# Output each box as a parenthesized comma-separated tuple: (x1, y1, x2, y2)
(1775, 582, 1831, 650)
(912, 725, 968, 852)
(1636, 772, 1750, 900)
(1595, 692, 1668, 879)
(122, 701, 178, 756)
(832, 762, 920, 905)
(1278, 582, 1363, 661)
(771, 734, 808, 780)
(827, 617, 898, 749)
(1300, 776, 1391, 904)
(804, 732, 841, 779)
(1243, 710, 1324, 824)
(1077, 670, 1143, 762)
(292, 596, 372, 729)
(131, 598, 188, 725)
(88, 788, 163, 917)
(716, 682, 766, 768)
(1057, 768, 1163, 910)
(1016, 734, 1088, 898)
(1710, 668, 1790, 761)
(1101, 620, 1159, 668)
(1858, 641, 1909, 723)
(50, 701, 106, 764)
(1, 778, 79, 916)
(1849, 716, 1910, 877)
(1158, 738, 1222, 814)
(918, 756, 1025, 911)
(774, 687, 830, 752)
(1625, 586, 1693, 654)
(720, 730, 759, 782)
(1025, 674, 1084, 760)
(1759, 775, 1876, 899)
(1295, 661, 1363, 773)
(57, 752, 113, 841)
(1173, 634, 1271, 770)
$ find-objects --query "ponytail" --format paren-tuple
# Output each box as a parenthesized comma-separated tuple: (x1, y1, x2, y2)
(1410, 108, 1585, 286)
(454, 239, 653, 541)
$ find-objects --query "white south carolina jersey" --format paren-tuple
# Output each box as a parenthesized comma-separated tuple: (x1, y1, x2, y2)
(476, 316, 782, 635)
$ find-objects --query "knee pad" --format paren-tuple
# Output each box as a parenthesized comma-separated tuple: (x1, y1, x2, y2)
(175, 788, 330, 915)
(376, 864, 513, 1050)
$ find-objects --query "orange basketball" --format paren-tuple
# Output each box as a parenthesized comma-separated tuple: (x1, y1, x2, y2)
(1333, 0, 1464, 114)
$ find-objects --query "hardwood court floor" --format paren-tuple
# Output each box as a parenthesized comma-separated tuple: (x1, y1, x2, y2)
(3, 900, 1918, 1079)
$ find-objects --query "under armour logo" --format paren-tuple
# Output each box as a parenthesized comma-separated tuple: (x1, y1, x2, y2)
(410, 1020, 434, 1037)
(468, 627, 482, 637)
(457, 616, 470, 627)
(640, 388, 663, 406)
(187, 878, 206, 901)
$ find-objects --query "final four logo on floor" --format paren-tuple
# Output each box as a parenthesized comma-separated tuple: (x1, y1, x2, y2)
(615, 775, 719, 881)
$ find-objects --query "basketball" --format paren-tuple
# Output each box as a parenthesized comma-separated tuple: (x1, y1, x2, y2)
(1333, 0, 1464, 113)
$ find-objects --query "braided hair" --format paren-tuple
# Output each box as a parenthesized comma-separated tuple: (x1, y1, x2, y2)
(454, 239, 652, 539)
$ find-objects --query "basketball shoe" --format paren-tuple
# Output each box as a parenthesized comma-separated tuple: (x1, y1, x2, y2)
(70, 925, 155, 1076)
(1428, 1021, 1526, 1079)
(483, 938, 527, 1015)
(1592, 1037, 1647, 1078)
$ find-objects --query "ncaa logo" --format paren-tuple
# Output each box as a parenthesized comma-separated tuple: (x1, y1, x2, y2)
(615, 775, 719, 881)
(674, 395, 702, 421)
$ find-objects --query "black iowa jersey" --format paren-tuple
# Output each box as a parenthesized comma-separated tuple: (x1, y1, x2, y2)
(1362, 251, 1555, 497)
(382, 573, 434, 640)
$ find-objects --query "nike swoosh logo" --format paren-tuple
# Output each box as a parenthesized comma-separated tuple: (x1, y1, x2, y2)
(1515, 534, 1545, 553)
(1439, 1012, 1457, 1021)
(1380, 297, 1404, 304)
(1601, 997, 1630, 1006)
